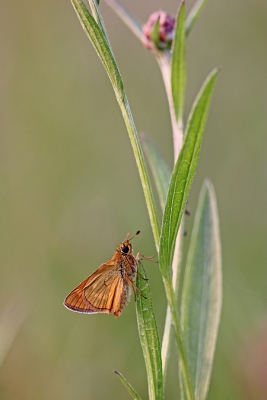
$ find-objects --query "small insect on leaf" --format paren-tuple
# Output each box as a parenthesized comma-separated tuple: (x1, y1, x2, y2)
(64, 231, 143, 317)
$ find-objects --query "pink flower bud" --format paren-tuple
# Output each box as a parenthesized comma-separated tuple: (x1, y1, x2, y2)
(142, 11, 176, 51)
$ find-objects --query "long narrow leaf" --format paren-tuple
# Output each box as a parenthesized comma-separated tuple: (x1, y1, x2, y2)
(114, 370, 142, 400)
(180, 179, 222, 400)
(159, 68, 219, 279)
(158, 69, 218, 400)
(71, 0, 124, 100)
(136, 262, 163, 400)
(141, 133, 171, 212)
(186, 0, 208, 36)
(171, 0, 186, 122)
(88, 0, 111, 46)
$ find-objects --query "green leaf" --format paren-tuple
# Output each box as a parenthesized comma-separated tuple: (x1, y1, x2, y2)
(181, 179, 222, 400)
(141, 133, 171, 212)
(104, 0, 143, 41)
(158, 69, 218, 400)
(71, 0, 124, 100)
(186, 0, 208, 36)
(88, 0, 111, 45)
(171, 0, 186, 121)
(114, 370, 142, 400)
(159, 68, 219, 280)
(136, 262, 163, 400)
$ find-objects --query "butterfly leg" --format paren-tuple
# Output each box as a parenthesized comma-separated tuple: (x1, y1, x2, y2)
(125, 275, 147, 300)
(136, 269, 148, 281)
(131, 260, 148, 281)
(131, 282, 137, 302)
(136, 252, 158, 264)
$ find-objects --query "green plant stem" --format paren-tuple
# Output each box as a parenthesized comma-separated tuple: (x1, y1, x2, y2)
(118, 95, 161, 251)
(163, 276, 194, 400)
(158, 52, 186, 385)
(161, 219, 184, 381)
(157, 54, 183, 162)
(104, 0, 143, 41)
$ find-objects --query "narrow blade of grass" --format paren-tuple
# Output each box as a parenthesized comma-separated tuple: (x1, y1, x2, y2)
(104, 0, 143, 41)
(136, 262, 163, 400)
(171, 0, 186, 122)
(180, 179, 222, 400)
(114, 370, 142, 400)
(159, 68, 219, 279)
(71, 0, 124, 100)
(186, 0, 208, 36)
(141, 133, 171, 212)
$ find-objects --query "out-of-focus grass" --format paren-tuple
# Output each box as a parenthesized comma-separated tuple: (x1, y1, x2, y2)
(0, 304, 26, 370)
(0, 0, 266, 399)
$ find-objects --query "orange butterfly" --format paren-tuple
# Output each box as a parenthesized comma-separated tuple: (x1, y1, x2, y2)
(63, 231, 145, 317)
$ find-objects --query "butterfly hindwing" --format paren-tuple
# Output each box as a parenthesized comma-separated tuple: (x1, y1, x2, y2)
(64, 260, 124, 314)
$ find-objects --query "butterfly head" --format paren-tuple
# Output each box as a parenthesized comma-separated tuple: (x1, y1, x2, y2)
(117, 231, 140, 255)
(120, 241, 133, 254)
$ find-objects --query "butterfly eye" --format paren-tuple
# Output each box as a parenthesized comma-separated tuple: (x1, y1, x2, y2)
(121, 245, 129, 253)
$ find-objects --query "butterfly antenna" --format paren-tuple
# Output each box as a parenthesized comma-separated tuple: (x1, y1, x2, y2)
(128, 230, 140, 242)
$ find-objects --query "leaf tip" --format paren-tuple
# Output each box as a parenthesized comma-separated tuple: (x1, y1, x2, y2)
(209, 67, 221, 79)
(203, 177, 212, 186)
(203, 179, 218, 204)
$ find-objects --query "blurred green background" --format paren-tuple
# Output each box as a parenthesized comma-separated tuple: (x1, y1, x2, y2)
(0, 0, 266, 399)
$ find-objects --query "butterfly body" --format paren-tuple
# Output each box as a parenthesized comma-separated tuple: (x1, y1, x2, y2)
(64, 237, 139, 317)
